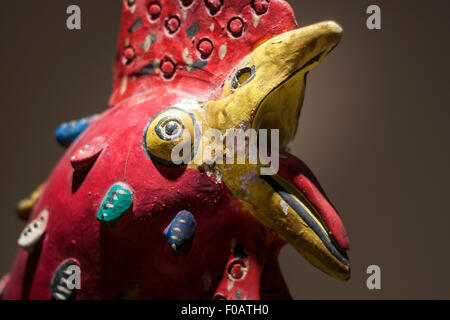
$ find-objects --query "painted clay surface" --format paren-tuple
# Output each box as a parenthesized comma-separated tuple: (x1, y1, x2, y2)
(3, 0, 350, 300)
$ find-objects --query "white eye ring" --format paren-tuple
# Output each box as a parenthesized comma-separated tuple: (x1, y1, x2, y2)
(164, 120, 181, 136)
(155, 116, 184, 141)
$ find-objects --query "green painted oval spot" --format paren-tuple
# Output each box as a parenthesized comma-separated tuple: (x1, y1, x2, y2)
(97, 183, 133, 223)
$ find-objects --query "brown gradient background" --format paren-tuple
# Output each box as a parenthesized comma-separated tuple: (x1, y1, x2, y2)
(1, 0, 449, 299)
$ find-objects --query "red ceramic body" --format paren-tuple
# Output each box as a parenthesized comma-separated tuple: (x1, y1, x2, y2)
(3, 0, 302, 299)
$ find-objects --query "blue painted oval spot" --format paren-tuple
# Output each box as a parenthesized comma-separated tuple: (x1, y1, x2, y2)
(164, 210, 197, 255)
(55, 115, 97, 147)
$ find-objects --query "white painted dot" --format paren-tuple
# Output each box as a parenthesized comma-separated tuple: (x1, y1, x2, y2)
(219, 44, 227, 60)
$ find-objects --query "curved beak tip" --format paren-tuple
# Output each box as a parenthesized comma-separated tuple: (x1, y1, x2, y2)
(342, 270, 351, 281)
(326, 20, 343, 35)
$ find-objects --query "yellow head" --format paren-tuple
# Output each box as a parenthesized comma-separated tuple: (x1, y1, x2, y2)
(144, 21, 350, 281)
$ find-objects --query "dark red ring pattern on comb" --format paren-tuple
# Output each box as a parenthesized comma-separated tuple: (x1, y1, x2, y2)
(110, 0, 298, 106)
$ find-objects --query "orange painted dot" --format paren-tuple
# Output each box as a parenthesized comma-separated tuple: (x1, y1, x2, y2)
(166, 16, 180, 33)
(122, 46, 135, 65)
(148, 3, 161, 20)
(252, 0, 270, 15)
(124, 47, 135, 60)
(228, 17, 244, 37)
(161, 59, 176, 78)
(228, 262, 244, 279)
(198, 39, 214, 58)
(205, 0, 223, 15)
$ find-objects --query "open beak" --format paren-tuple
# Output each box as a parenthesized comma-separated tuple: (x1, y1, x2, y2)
(204, 21, 350, 280)
(261, 152, 350, 281)
(205, 20, 343, 149)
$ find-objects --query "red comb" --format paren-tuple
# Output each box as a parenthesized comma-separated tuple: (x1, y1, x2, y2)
(110, 0, 298, 106)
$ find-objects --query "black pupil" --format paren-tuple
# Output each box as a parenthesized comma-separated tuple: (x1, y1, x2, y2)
(165, 121, 179, 135)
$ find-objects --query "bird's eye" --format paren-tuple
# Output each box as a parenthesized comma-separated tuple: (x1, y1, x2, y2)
(155, 117, 184, 141)
(143, 107, 200, 167)
(165, 121, 180, 135)
(231, 66, 256, 91)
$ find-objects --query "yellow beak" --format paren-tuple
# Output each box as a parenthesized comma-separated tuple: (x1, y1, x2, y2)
(205, 20, 343, 149)
(200, 21, 350, 281)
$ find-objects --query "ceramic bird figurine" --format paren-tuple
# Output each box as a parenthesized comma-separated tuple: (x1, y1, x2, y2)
(1, 0, 350, 300)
